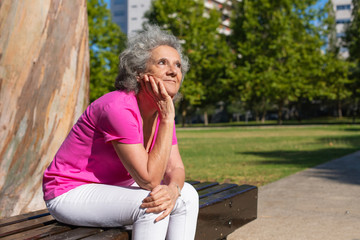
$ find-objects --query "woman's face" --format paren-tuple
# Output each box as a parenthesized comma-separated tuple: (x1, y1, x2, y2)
(145, 45, 183, 98)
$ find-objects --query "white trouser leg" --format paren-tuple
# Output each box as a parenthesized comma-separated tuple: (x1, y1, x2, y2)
(165, 183, 199, 240)
(46, 182, 199, 240)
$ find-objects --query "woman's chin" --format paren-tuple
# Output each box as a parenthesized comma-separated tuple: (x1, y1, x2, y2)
(164, 86, 180, 98)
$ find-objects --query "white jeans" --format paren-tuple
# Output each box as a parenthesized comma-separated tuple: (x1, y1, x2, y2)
(46, 182, 199, 240)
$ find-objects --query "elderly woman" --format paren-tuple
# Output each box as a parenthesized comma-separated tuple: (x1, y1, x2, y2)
(42, 25, 199, 240)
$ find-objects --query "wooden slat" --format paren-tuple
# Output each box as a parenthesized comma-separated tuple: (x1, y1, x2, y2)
(0, 223, 71, 240)
(0, 209, 50, 227)
(186, 180, 200, 185)
(0, 214, 55, 238)
(192, 182, 219, 191)
(198, 183, 238, 199)
(42, 227, 104, 240)
(81, 228, 129, 240)
(199, 184, 257, 208)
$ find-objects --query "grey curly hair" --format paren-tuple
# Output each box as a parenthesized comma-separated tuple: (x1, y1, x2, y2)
(115, 25, 189, 94)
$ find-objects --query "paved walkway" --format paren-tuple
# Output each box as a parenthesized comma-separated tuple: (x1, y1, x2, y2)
(228, 150, 360, 240)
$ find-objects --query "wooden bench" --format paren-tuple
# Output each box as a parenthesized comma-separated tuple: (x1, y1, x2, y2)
(0, 181, 257, 240)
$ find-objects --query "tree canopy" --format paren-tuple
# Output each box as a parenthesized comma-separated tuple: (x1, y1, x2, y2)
(230, 0, 325, 123)
(87, 0, 126, 102)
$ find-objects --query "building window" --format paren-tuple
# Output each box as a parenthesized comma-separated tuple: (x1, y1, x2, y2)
(131, 5, 138, 8)
(114, 10, 125, 17)
(336, 18, 351, 24)
(336, 4, 351, 10)
(131, 17, 138, 20)
(113, 0, 123, 5)
(117, 16, 126, 22)
(113, 4, 126, 10)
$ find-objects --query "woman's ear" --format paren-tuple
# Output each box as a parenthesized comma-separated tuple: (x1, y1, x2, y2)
(136, 73, 144, 82)
(136, 73, 141, 82)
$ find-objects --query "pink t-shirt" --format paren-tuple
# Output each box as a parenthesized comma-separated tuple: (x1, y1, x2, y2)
(43, 90, 177, 201)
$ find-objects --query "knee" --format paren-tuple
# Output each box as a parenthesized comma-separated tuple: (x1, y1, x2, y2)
(181, 182, 199, 208)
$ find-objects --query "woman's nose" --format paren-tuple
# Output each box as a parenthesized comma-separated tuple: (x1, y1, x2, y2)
(167, 64, 178, 77)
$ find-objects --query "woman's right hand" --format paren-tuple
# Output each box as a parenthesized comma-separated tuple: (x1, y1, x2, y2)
(140, 74, 175, 121)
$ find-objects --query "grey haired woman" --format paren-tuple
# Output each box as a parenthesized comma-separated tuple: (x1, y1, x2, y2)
(43, 25, 199, 240)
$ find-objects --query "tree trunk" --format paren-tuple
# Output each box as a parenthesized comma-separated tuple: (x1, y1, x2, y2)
(204, 111, 208, 126)
(277, 101, 284, 125)
(296, 101, 302, 122)
(352, 98, 358, 124)
(261, 110, 266, 123)
(0, 0, 89, 217)
(337, 99, 343, 119)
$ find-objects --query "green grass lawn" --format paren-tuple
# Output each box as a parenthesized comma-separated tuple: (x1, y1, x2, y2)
(176, 124, 360, 186)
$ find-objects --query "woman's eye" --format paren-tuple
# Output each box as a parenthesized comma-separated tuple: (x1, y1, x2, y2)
(158, 59, 166, 65)
(176, 63, 181, 68)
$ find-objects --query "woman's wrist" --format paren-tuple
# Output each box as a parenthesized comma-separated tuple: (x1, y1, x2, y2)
(158, 113, 175, 122)
(158, 117, 174, 126)
(169, 182, 182, 198)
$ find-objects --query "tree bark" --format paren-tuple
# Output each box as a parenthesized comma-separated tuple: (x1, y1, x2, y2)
(0, 0, 89, 217)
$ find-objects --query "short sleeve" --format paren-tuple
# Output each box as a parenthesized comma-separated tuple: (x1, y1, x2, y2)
(99, 103, 142, 144)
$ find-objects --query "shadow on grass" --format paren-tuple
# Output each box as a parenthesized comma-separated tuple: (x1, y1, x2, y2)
(238, 135, 360, 185)
(343, 127, 360, 132)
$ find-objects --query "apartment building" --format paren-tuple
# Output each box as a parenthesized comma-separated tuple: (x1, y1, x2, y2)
(331, 0, 353, 58)
(110, 0, 151, 36)
(110, 0, 239, 36)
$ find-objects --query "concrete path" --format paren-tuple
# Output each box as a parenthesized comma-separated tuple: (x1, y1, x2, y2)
(228, 150, 360, 240)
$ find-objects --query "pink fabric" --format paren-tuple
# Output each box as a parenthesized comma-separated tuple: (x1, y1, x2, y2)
(43, 91, 177, 201)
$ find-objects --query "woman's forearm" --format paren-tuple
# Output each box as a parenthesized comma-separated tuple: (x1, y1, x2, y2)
(143, 119, 174, 189)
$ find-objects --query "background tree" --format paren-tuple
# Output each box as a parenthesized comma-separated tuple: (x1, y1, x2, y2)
(320, 0, 353, 119)
(87, 0, 127, 102)
(344, 0, 360, 121)
(345, 0, 360, 62)
(145, 0, 234, 126)
(230, 0, 324, 124)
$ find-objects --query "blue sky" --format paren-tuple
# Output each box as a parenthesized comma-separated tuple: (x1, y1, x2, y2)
(315, 0, 329, 9)
(104, 0, 110, 8)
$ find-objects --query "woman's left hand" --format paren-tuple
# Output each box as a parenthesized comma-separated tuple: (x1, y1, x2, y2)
(140, 184, 179, 222)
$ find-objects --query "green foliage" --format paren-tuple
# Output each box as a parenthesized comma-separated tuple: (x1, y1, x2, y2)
(230, 0, 325, 123)
(140, 0, 360, 122)
(145, 0, 235, 124)
(87, 0, 126, 102)
(319, 0, 354, 118)
(322, 54, 353, 101)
